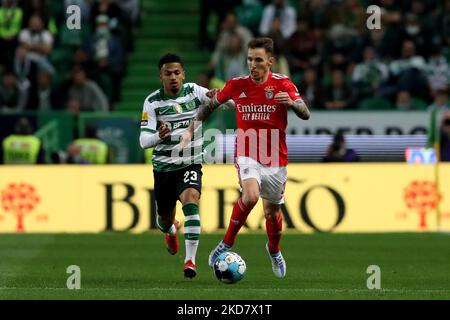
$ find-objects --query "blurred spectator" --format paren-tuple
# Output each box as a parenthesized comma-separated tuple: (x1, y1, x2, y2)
(395, 90, 427, 110)
(438, 0, 450, 46)
(66, 98, 81, 114)
(18, 14, 54, 73)
(352, 46, 389, 100)
(407, 0, 437, 48)
(235, 0, 263, 36)
(323, 0, 366, 34)
(90, 0, 132, 50)
(51, 122, 109, 163)
(198, 0, 242, 50)
(426, 46, 450, 97)
(378, 0, 402, 25)
(72, 47, 94, 77)
(210, 12, 253, 68)
(72, 123, 110, 164)
(389, 40, 428, 99)
(322, 24, 361, 75)
(399, 13, 430, 57)
(12, 45, 36, 100)
(271, 42, 290, 77)
(286, 19, 320, 74)
(322, 132, 359, 162)
(369, 0, 402, 59)
(1, 117, 45, 164)
(323, 69, 354, 110)
(0, 70, 28, 112)
(395, 90, 413, 110)
(365, 26, 391, 59)
(85, 14, 125, 104)
(21, 0, 59, 36)
(428, 89, 450, 111)
(197, 70, 225, 90)
(0, 0, 23, 67)
(298, 67, 323, 110)
(116, 0, 141, 50)
(342, 0, 366, 34)
(116, 0, 140, 27)
(90, 0, 124, 33)
(67, 65, 109, 113)
(298, 0, 328, 36)
(27, 70, 57, 111)
(390, 40, 426, 75)
(52, 143, 88, 164)
(213, 32, 247, 82)
(259, 0, 296, 40)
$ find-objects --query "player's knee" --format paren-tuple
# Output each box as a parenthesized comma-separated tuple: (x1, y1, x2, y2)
(242, 192, 259, 209)
(264, 211, 280, 223)
(180, 189, 200, 204)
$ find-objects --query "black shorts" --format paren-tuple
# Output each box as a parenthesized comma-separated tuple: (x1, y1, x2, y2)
(153, 164, 203, 216)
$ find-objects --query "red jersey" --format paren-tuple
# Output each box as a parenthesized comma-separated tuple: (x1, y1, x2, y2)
(216, 72, 301, 166)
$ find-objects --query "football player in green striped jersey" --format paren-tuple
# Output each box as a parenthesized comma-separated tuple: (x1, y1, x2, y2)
(139, 53, 211, 279)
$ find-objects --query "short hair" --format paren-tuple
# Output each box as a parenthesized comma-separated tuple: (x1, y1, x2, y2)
(158, 53, 184, 70)
(248, 37, 274, 56)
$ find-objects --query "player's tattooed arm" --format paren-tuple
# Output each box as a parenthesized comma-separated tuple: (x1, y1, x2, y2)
(194, 98, 220, 122)
(179, 95, 220, 149)
(291, 99, 310, 120)
(274, 92, 310, 120)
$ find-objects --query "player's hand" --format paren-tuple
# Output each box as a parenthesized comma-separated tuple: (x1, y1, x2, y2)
(158, 121, 171, 139)
(178, 124, 194, 150)
(206, 88, 218, 99)
(274, 92, 293, 107)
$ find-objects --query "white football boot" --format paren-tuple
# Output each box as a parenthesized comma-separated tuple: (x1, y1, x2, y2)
(208, 240, 230, 267)
(265, 242, 286, 278)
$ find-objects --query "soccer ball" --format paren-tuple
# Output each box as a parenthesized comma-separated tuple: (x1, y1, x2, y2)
(213, 251, 246, 284)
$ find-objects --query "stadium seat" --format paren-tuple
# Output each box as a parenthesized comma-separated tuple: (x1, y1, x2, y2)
(358, 97, 394, 110)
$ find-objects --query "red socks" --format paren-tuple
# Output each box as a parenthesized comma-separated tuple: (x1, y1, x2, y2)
(266, 213, 282, 254)
(223, 198, 251, 247)
(223, 198, 283, 254)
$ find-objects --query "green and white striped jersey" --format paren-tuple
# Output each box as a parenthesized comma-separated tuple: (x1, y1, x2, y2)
(140, 82, 209, 172)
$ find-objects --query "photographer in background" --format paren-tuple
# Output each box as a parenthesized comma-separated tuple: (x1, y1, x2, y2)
(323, 132, 360, 162)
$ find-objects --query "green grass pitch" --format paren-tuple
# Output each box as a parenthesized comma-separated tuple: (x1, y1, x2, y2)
(0, 232, 449, 299)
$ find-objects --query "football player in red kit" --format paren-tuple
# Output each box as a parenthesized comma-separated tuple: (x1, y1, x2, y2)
(182, 37, 310, 278)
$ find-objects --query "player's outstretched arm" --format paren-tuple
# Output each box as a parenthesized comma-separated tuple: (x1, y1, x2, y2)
(179, 97, 221, 149)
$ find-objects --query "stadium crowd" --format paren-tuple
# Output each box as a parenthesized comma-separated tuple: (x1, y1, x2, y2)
(0, 0, 139, 114)
(200, 0, 450, 111)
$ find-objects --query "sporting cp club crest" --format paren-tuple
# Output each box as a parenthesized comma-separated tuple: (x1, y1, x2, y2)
(173, 103, 183, 114)
(264, 87, 275, 99)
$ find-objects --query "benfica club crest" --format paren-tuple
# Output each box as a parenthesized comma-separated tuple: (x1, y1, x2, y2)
(264, 87, 275, 99)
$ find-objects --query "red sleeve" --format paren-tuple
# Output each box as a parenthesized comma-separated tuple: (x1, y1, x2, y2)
(284, 79, 302, 101)
(216, 80, 233, 104)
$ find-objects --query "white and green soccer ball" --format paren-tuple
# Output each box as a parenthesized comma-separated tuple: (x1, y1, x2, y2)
(213, 251, 246, 284)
